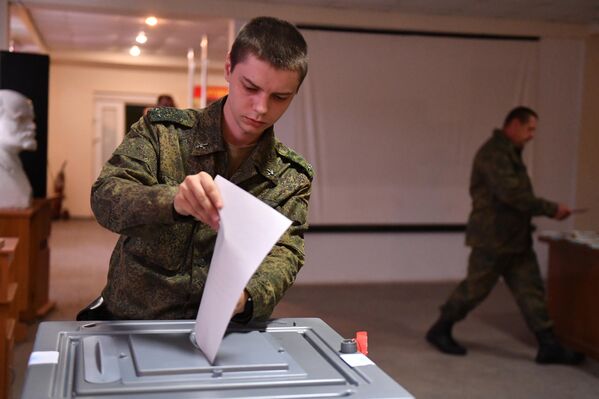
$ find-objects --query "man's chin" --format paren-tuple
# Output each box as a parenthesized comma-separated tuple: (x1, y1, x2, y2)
(240, 124, 270, 139)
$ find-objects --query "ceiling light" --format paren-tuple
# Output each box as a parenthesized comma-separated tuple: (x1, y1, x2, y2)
(136, 32, 147, 44)
(129, 45, 141, 57)
(145, 16, 158, 26)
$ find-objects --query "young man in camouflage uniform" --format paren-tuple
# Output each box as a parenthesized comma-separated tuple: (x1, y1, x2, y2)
(426, 106, 584, 365)
(82, 17, 313, 323)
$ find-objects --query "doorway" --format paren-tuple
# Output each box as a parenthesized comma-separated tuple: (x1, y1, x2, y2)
(93, 92, 155, 180)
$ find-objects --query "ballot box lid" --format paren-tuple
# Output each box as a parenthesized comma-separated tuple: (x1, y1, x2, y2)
(22, 318, 414, 399)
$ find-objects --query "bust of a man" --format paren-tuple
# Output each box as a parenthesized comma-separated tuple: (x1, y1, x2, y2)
(0, 89, 37, 208)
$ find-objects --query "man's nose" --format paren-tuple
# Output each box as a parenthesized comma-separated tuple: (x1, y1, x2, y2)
(254, 94, 268, 115)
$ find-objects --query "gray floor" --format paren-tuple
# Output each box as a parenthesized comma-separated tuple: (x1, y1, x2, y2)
(11, 219, 599, 398)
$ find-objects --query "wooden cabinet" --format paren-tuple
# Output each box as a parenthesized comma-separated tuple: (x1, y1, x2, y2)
(541, 237, 599, 360)
(0, 200, 54, 328)
(0, 237, 19, 399)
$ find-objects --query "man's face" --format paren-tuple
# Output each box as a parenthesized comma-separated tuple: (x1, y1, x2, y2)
(505, 116, 537, 148)
(0, 98, 37, 153)
(222, 53, 300, 147)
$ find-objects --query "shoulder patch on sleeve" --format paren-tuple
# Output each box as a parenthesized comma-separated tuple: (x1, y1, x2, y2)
(147, 108, 196, 128)
(275, 141, 314, 180)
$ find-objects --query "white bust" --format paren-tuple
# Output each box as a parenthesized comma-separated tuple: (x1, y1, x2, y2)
(0, 89, 37, 208)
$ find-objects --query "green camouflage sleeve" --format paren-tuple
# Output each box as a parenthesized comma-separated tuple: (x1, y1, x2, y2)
(482, 151, 558, 217)
(245, 179, 311, 321)
(91, 118, 180, 236)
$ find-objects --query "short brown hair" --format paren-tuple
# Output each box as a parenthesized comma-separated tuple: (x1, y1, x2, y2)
(230, 16, 308, 89)
(503, 106, 538, 127)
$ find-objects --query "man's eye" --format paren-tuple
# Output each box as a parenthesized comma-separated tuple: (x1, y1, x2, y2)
(244, 85, 257, 92)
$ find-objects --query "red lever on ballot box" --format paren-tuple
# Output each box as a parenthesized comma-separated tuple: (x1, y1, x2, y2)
(355, 331, 368, 355)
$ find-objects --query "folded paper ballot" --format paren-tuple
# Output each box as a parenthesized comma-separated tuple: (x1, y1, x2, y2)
(194, 176, 292, 363)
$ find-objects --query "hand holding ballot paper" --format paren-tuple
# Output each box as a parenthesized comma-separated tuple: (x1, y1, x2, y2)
(194, 176, 292, 363)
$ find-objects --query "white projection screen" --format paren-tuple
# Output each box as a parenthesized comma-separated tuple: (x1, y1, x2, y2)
(276, 28, 538, 226)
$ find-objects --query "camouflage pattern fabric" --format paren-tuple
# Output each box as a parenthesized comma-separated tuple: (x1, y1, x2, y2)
(91, 97, 313, 321)
(465, 130, 557, 253)
(440, 130, 558, 332)
(440, 247, 552, 332)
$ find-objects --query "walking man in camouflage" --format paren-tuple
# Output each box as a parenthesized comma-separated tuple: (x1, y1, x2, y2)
(426, 106, 584, 365)
(82, 17, 313, 323)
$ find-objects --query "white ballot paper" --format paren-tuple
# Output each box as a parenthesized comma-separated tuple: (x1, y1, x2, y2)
(194, 175, 292, 363)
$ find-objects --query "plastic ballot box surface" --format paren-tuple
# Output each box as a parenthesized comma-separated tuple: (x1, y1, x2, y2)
(22, 318, 413, 399)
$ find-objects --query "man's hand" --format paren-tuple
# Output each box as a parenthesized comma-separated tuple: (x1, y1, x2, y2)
(234, 290, 249, 315)
(173, 171, 223, 230)
(553, 203, 572, 221)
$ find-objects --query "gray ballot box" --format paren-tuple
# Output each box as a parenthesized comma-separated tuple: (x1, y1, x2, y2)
(21, 318, 414, 398)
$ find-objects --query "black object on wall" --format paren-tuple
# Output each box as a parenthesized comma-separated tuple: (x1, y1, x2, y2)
(0, 51, 50, 198)
(125, 104, 149, 133)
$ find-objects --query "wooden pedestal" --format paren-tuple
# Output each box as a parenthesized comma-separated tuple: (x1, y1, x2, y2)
(0, 238, 19, 399)
(0, 200, 54, 329)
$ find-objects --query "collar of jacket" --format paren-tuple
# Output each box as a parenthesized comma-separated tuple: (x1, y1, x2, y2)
(190, 96, 280, 185)
(492, 128, 523, 159)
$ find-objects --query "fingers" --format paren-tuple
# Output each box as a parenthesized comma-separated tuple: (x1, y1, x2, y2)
(173, 172, 223, 229)
(189, 173, 220, 226)
(554, 203, 572, 221)
(199, 172, 223, 210)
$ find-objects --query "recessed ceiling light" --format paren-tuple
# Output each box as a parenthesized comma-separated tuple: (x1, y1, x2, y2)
(129, 45, 141, 56)
(145, 16, 158, 26)
(136, 32, 147, 44)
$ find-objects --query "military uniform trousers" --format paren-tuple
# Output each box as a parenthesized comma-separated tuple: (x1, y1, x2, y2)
(440, 247, 553, 333)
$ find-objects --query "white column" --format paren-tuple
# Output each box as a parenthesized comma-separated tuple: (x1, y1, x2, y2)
(199, 35, 208, 108)
(187, 48, 195, 108)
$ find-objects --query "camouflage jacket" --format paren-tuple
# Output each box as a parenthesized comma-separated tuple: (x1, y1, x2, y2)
(91, 97, 313, 321)
(465, 130, 557, 253)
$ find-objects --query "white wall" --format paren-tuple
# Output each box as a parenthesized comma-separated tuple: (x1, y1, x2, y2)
(298, 233, 469, 284)
(47, 63, 226, 217)
(532, 38, 585, 272)
(299, 38, 586, 283)
(40, 2, 594, 283)
(575, 34, 599, 231)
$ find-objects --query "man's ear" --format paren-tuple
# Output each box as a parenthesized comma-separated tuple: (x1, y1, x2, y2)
(224, 52, 232, 82)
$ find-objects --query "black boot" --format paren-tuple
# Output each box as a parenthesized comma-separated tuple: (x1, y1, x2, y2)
(426, 317, 467, 355)
(535, 329, 585, 365)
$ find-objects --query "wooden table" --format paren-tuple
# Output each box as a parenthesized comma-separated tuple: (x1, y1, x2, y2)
(540, 236, 599, 360)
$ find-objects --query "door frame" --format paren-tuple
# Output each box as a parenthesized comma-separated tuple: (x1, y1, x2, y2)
(92, 91, 156, 180)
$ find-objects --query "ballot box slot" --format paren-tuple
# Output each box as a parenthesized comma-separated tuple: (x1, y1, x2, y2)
(70, 330, 341, 395)
(71, 329, 353, 396)
(128, 331, 293, 375)
(82, 335, 121, 383)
